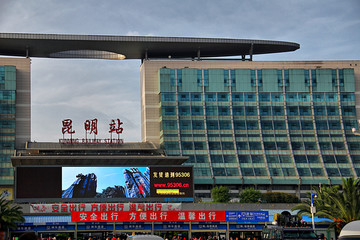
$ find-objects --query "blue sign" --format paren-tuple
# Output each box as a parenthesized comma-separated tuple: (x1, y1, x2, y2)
(154, 223, 189, 230)
(226, 211, 269, 222)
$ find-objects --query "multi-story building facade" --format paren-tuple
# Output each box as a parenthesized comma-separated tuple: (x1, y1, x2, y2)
(141, 60, 360, 199)
(0, 58, 30, 190)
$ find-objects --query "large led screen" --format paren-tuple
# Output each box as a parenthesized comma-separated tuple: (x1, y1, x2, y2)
(16, 166, 193, 200)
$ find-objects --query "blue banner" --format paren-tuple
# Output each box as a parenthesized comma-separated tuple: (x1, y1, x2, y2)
(226, 211, 269, 222)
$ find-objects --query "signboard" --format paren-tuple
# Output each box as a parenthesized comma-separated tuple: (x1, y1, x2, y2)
(71, 211, 226, 222)
(225, 211, 269, 222)
(30, 203, 181, 214)
(17, 166, 193, 201)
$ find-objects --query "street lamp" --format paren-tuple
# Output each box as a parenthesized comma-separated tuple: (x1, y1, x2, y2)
(310, 192, 318, 230)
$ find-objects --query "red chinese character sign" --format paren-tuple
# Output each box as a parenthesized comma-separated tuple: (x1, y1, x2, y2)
(60, 118, 124, 144)
(71, 211, 226, 222)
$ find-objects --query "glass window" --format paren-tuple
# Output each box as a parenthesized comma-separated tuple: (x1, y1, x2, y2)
(261, 121, 273, 130)
(332, 142, 345, 150)
(329, 121, 341, 130)
(247, 121, 259, 129)
(286, 93, 298, 101)
(336, 155, 348, 163)
(314, 106, 326, 115)
(162, 120, 177, 130)
(292, 142, 304, 150)
(342, 106, 356, 115)
(319, 142, 331, 150)
(178, 92, 189, 101)
(205, 92, 217, 101)
(195, 168, 211, 177)
(326, 168, 340, 177)
(219, 121, 231, 130)
(341, 93, 355, 101)
(272, 107, 284, 116)
(260, 107, 271, 116)
(238, 155, 251, 163)
(211, 155, 223, 163)
(279, 155, 292, 163)
(283, 168, 296, 176)
(294, 155, 307, 163)
(196, 155, 208, 163)
(287, 106, 299, 116)
(164, 142, 179, 150)
(205, 106, 218, 115)
(327, 106, 339, 116)
(304, 142, 317, 150)
(244, 92, 256, 101)
(192, 120, 204, 130)
(298, 93, 310, 101)
(259, 93, 270, 101)
(208, 142, 221, 150)
(222, 142, 234, 150)
(297, 168, 311, 176)
(236, 142, 248, 150)
(182, 142, 193, 150)
(191, 92, 202, 101)
(213, 168, 226, 176)
(313, 93, 324, 101)
(226, 168, 240, 176)
(277, 142, 289, 150)
(233, 106, 244, 116)
(232, 93, 243, 101)
(311, 168, 325, 176)
(191, 106, 203, 115)
(206, 120, 219, 130)
(224, 155, 237, 163)
(344, 120, 357, 129)
(264, 142, 276, 150)
(288, 121, 300, 130)
(326, 92, 337, 101)
(234, 121, 246, 130)
(301, 121, 313, 130)
(340, 168, 353, 177)
(161, 92, 175, 101)
(162, 106, 176, 115)
(217, 93, 229, 101)
(194, 142, 206, 150)
(323, 155, 336, 163)
(274, 121, 286, 130)
(267, 155, 279, 163)
(316, 121, 328, 130)
(179, 120, 191, 130)
(271, 92, 283, 101)
(299, 106, 311, 116)
(218, 106, 230, 116)
(254, 168, 268, 176)
(249, 142, 262, 150)
(252, 155, 264, 163)
(269, 168, 283, 176)
(245, 106, 257, 116)
(241, 168, 255, 176)
(179, 106, 190, 115)
(177, 69, 182, 86)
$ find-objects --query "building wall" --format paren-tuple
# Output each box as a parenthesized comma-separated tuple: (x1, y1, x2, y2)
(0, 57, 30, 186)
(140, 60, 360, 196)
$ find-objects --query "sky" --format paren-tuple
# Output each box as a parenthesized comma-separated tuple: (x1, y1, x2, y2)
(0, 0, 360, 142)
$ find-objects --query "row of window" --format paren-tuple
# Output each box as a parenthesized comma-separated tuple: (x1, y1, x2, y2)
(162, 119, 357, 130)
(193, 166, 353, 177)
(162, 92, 355, 102)
(167, 105, 356, 116)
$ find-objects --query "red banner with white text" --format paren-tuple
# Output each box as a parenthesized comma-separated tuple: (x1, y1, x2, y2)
(71, 211, 226, 222)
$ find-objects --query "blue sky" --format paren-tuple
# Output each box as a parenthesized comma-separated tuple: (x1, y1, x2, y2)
(62, 166, 148, 192)
(0, 0, 359, 142)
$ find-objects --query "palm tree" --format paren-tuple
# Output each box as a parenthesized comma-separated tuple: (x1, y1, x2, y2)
(0, 197, 25, 232)
(292, 177, 360, 233)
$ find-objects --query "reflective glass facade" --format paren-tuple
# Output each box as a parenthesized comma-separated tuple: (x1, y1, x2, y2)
(0, 66, 16, 185)
(158, 67, 359, 189)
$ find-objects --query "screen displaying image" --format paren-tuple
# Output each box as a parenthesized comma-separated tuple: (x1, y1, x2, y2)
(62, 167, 150, 198)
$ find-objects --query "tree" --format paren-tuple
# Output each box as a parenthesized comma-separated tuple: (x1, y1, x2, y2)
(239, 188, 262, 203)
(0, 197, 25, 231)
(211, 186, 230, 203)
(292, 177, 360, 233)
(262, 192, 300, 203)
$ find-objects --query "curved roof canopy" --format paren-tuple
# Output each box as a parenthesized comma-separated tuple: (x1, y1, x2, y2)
(0, 33, 299, 60)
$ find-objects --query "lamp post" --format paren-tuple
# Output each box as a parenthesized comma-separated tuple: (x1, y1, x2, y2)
(310, 191, 317, 230)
